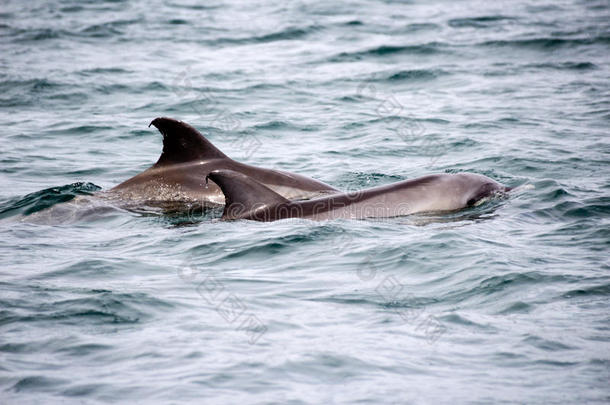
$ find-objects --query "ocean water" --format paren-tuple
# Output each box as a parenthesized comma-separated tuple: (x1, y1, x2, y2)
(1, 0, 609, 403)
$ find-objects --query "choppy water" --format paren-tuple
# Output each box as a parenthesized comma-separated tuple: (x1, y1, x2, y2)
(1, 0, 609, 403)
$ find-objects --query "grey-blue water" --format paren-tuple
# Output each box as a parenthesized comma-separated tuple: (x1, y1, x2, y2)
(1, 0, 609, 403)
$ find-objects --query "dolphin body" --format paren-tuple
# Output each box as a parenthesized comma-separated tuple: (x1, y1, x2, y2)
(207, 169, 510, 221)
(109, 118, 338, 208)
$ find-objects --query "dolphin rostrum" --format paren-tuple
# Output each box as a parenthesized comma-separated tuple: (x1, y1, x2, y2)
(206, 169, 510, 221)
(109, 117, 338, 208)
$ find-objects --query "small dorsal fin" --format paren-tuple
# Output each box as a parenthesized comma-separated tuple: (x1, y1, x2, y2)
(149, 117, 227, 166)
(206, 170, 288, 220)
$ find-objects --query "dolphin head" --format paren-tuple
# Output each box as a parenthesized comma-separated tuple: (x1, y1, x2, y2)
(461, 173, 507, 206)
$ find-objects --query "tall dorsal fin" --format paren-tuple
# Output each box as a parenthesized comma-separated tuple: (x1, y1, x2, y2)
(149, 117, 227, 166)
(206, 170, 288, 220)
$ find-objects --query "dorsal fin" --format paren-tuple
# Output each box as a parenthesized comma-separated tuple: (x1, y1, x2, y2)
(206, 170, 288, 220)
(149, 117, 227, 166)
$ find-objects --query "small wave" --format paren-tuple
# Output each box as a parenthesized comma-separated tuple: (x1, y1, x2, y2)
(385, 68, 448, 82)
(79, 19, 140, 38)
(0, 78, 76, 107)
(33, 259, 125, 280)
(59, 5, 84, 13)
(12, 376, 69, 393)
(165, 2, 220, 11)
(5, 19, 139, 42)
(0, 182, 101, 219)
(520, 184, 610, 221)
(329, 43, 445, 62)
(0, 78, 62, 93)
(403, 23, 440, 33)
(442, 313, 497, 331)
(448, 16, 516, 28)
(481, 61, 598, 77)
(496, 301, 533, 315)
(251, 120, 304, 131)
(44, 125, 114, 136)
(254, 26, 315, 43)
(476, 272, 554, 295)
(562, 283, 610, 299)
(1, 292, 150, 327)
(525, 62, 598, 71)
(78, 67, 131, 75)
(562, 196, 610, 218)
(216, 230, 332, 260)
(481, 36, 610, 49)
(11, 27, 66, 41)
(92, 81, 166, 96)
(523, 335, 576, 352)
(216, 26, 318, 45)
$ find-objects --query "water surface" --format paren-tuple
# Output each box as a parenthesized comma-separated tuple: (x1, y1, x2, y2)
(1, 0, 609, 403)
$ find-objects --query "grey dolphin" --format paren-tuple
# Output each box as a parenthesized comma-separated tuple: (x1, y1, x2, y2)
(109, 117, 338, 207)
(207, 169, 510, 221)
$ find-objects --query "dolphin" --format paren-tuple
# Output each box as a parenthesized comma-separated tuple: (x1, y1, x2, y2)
(206, 169, 510, 221)
(108, 117, 338, 208)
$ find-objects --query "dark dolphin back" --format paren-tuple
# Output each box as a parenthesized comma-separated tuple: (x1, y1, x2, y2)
(150, 117, 227, 166)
